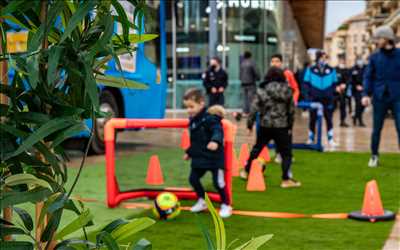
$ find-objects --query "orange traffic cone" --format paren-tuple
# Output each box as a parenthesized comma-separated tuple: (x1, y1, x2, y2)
(238, 143, 249, 168)
(246, 160, 266, 191)
(232, 148, 240, 177)
(180, 129, 190, 150)
(349, 180, 395, 222)
(258, 147, 271, 164)
(361, 180, 384, 216)
(146, 155, 164, 185)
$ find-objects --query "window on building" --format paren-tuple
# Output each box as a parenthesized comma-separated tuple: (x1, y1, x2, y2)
(353, 35, 357, 43)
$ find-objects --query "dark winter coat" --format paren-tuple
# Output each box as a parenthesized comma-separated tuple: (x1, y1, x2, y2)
(240, 58, 260, 86)
(186, 106, 225, 169)
(202, 67, 228, 94)
(350, 65, 365, 94)
(247, 81, 295, 129)
(363, 48, 400, 102)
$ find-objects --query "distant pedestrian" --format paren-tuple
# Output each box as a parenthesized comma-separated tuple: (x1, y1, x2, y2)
(335, 55, 350, 127)
(303, 51, 339, 147)
(202, 57, 228, 106)
(270, 54, 300, 104)
(350, 58, 366, 127)
(241, 67, 300, 188)
(295, 62, 310, 102)
(240, 51, 260, 115)
(362, 25, 400, 167)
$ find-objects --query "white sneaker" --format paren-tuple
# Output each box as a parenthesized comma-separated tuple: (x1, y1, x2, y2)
(190, 198, 207, 213)
(306, 138, 314, 145)
(368, 155, 379, 168)
(274, 154, 282, 164)
(328, 139, 338, 147)
(219, 204, 233, 218)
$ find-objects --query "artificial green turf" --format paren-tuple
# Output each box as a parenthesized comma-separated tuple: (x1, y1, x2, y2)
(65, 150, 399, 249)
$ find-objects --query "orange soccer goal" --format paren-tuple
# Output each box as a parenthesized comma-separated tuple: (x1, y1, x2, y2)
(104, 118, 234, 208)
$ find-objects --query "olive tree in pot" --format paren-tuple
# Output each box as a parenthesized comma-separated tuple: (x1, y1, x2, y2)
(0, 0, 157, 249)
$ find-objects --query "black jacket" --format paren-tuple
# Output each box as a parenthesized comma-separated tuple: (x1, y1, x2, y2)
(202, 67, 228, 94)
(350, 65, 365, 93)
(240, 58, 260, 86)
(186, 108, 224, 169)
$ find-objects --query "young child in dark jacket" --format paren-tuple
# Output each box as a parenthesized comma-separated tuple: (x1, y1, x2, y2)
(183, 88, 232, 218)
(241, 67, 301, 188)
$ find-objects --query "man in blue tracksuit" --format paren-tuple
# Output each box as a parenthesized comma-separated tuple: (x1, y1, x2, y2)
(362, 26, 400, 167)
(303, 51, 339, 147)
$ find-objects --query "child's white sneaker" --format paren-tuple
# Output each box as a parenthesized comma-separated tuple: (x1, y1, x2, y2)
(219, 204, 232, 218)
(190, 198, 207, 213)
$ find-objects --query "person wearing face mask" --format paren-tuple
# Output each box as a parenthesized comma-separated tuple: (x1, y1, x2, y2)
(350, 58, 366, 127)
(362, 25, 400, 168)
(202, 57, 228, 106)
(303, 51, 339, 147)
(335, 55, 350, 127)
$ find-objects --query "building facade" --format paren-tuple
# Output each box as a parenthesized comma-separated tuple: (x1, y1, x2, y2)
(366, 1, 400, 48)
(324, 14, 369, 67)
(152, 0, 325, 109)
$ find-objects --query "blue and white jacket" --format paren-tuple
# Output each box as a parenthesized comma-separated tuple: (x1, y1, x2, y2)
(303, 64, 338, 101)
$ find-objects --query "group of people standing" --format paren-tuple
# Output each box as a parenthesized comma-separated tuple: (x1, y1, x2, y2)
(183, 25, 399, 218)
(201, 25, 399, 168)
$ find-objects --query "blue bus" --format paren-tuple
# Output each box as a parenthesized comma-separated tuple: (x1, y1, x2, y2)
(6, 1, 168, 153)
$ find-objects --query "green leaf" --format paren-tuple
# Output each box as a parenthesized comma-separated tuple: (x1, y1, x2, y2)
(56, 209, 93, 240)
(60, 0, 97, 43)
(13, 207, 34, 231)
(51, 122, 89, 148)
(47, 46, 63, 86)
(195, 214, 215, 250)
(38, 192, 62, 227)
(132, 238, 152, 250)
(112, 34, 158, 44)
(41, 209, 63, 242)
(55, 239, 96, 250)
(15, 112, 51, 125)
(205, 195, 226, 250)
(4, 117, 76, 160)
(4, 173, 51, 189)
(111, 0, 130, 43)
(26, 54, 39, 89)
(111, 218, 155, 244)
(0, 241, 34, 250)
(0, 0, 28, 16)
(102, 219, 129, 234)
(96, 74, 148, 89)
(0, 226, 27, 238)
(0, 187, 51, 210)
(83, 60, 99, 111)
(28, 0, 64, 51)
(233, 234, 273, 250)
(96, 231, 119, 250)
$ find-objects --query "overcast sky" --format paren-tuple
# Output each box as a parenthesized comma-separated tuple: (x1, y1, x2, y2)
(325, 0, 366, 35)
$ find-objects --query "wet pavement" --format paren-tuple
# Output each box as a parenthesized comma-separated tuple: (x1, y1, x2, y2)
(116, 107, 399, 154)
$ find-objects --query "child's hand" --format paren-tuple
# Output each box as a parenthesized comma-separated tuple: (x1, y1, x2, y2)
(207, 141, 219, 151)
(183, 154, 190, 161)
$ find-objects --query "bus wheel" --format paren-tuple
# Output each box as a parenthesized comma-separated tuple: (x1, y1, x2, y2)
(91, 90, 119, 154)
